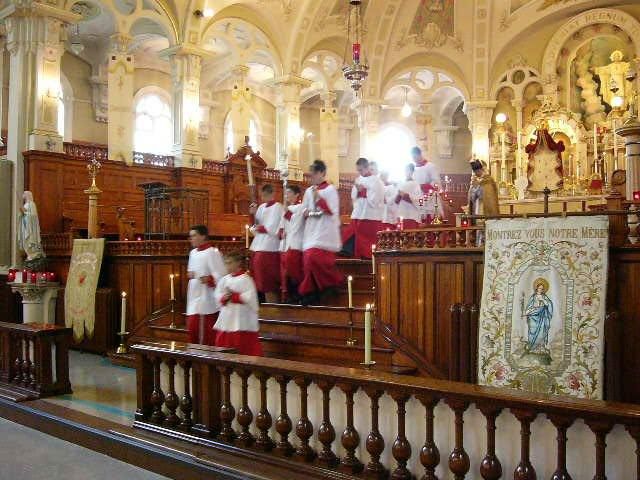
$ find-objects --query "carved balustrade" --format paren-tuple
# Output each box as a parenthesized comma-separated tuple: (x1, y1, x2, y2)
(377, 226, 484, 251)
(202, 159, 229, 175)
(104, 240, 244, 257)
(0, 322, 72, 401)
(133, 341, 640, 479)
(133, 151, 174, 168)
(63, 142, 108, 162)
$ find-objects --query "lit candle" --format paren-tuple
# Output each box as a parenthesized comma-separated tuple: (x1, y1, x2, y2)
(364, 304, 372, 364)
(7, 271, 15, 283)
(120, 292, 127, 333)
(47, 272, 57, 282)
(347, 275, 353, 309)
(634, 191, 640, 201)
(371, 244, 376, 275)
(30, 272, 37, 283)
(245, 224, 250, 249)
(613, 118, 618, 170)
(593, 123, 598, 161)
(21, 269, 27, 283)
(352, 42, 361, 62)
(169, 274, 175, 301)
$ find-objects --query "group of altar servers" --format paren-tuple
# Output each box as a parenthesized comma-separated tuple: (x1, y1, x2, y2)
(184, 149, 442, 355)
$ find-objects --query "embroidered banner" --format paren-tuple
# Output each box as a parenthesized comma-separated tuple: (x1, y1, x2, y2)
(65, 239, 105, 343)
(477, 216, 609, 399)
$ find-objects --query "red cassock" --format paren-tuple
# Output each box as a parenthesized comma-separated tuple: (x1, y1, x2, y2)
(299, 248, 343, 295)
(280, 203, 305, 287)
(186, 313, 218, 345)
(250, 252, 281, 293)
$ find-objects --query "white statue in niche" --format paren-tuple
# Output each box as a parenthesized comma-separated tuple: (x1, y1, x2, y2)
(595, 50, 633, 110)
(18, 191, 44, 268)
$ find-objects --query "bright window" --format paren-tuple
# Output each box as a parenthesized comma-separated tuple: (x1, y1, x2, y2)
(372, 124, 416, 181)
(224, 115, 259, 154)
(134, 93, 172, 154)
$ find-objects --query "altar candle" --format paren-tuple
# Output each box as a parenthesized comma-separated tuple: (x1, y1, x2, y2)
(634, 191, 640, 201)
(347, 275, 353, 309)
(21, 269, 27, 283)
(40, 272, 47, 283)
(30, 272, 37, 283)
(7, 271, 15, 282)
(371, 244, 376, 275)
(47, 272, 56, 282)
(613, 118, 618, 170)
(364, 304, 372, 364)
(593, 124, 598, 160)
(245, 224, 250, 248)
(120, 292, 127, 333)
(169, 274, 175, 301)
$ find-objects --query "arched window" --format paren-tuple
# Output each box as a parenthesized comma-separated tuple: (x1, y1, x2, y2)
(372, 124, 416, 181)
(224, 115, 260, 154)
(134, 93, 172, 154)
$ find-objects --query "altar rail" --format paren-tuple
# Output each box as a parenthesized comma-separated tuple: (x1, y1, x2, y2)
(0, 322, 72, 401)
(132, 341, 640, 479)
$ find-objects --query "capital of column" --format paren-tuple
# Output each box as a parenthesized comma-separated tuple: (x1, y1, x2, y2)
(273, 74, 311, 105)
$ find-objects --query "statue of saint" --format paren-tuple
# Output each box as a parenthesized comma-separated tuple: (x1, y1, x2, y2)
(524, 278, 553, 354)
(594, 50, 632, 109)
(18, 191, 44, 265)
(467, 160, 499, 217)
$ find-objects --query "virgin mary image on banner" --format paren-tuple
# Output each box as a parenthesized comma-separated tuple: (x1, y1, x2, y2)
(523, 278, 554, 363)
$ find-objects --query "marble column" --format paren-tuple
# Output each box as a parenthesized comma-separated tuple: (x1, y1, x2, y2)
(319, 91, 339, 185)
(274, 74, 310, 179)
(107, 33, 134, 164)
(165, 46, 206, 168)
(353, 99, 381, 161)
(2, 5, 77, 266)
(229, 65, 252, 151)
(466, 100, 497, 173)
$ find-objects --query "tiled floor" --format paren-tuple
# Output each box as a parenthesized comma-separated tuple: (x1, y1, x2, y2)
(45, 350, 136, 426)
(0, 417, 169, 480)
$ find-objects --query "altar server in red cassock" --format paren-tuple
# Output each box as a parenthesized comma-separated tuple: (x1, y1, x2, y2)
(249, 184, 284, 302)
(299, 160, 343, 303)
(396, 163, 423, 230)
(186, 225, 226, 345)
(350, 157, 384, 259)
(279, 185, 305, 302)
(381, 170, 398, 229)
(411, 146, 443, 223)
(213, 252, 263, 356)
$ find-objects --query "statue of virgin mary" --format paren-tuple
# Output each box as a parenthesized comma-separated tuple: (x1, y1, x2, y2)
(18, 191, 44, 265)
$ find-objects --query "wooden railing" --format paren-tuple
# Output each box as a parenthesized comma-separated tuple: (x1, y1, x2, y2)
(202, 159, 229, 175)
(377, 226, 484, 250)
(132, 340, 640, 479)
(63, 141, 108, 162)
(0, 322, 72, 401)
(104, 240, 245, 257)
(132, 151, 174, 168)
(41, 232, 78, 256)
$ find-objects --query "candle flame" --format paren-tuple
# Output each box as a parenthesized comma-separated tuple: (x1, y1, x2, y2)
(121, 291, 127, 298)
(348, 275, 353, 281)
(169, 274, 174, 279)
(365, 303, 371, 311)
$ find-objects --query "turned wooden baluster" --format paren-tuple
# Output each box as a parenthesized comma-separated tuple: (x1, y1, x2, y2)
(445, 399, 470, 480)
(179, 360, 193, 430)
(254, 371, 274, 451)
(317, 378, 339, 467)
(478, 404, 502, 480)
(274, 375, 293, 456)
(150, 356, 166, 424)
(418, 394, 441, 480)
(338, 382, 363, 474)
(363, 387, 387, 479)
(625, 425, 640, 480)
(587, 420, 613, 480)
(294, 376, 316, 462)
(21, 335, 31, 388)
(390, 392, 412, 480)
(236, 369, 255, 447)
(29, 338, 37, 390)
(511, 409, 537, 480)
(13, 334, 23, 384)
(164, 358, 180, 427)
(548, 415, 574, 480)
(217, 365, 236, 442)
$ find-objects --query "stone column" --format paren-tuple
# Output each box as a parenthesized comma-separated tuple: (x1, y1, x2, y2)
(513, 99, 524, 175)
(353, 99, 381, 161)
(274, 74, 310, 179)
(164, 46, 206, 168)
(2, 4, 78, 266)
(107, 33, 134, 164)
(319, 91, 339, 185)
(229, 65, 252, 152)
(616, 119, 640, 200)
(466, 100, 497, 172)
(415, 105, 433, 160)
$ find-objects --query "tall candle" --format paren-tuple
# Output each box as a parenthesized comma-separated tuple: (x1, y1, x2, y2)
(347, 275, 353, 309)
(371, 244, 376, 275)
(120, 292, 127, 333)
(364, 304, 372, 364)
(613, 118, 619, 170)
(245, 224, 250, 248)
(593, 123, 598, 161)
(21, 269, 27, 283)
(169, 274, 175, 301)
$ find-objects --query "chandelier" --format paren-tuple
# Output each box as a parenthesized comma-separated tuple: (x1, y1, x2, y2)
(342, 0, 369, 94)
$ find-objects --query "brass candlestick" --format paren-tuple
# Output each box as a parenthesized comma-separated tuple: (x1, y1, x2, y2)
(346, 308, 357, 346)
(169, 299, 177, 329)
(116, 331, 130, 354)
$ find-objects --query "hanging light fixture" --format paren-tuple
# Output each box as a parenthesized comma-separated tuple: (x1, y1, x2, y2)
(401, 87, 412, 117)
(342, 0, 369, 95)
(69, 24, 84, 56)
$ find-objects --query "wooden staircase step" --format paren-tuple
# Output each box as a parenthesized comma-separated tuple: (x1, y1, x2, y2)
(259, 318, 365, 344)
(260, 303, 364, 324)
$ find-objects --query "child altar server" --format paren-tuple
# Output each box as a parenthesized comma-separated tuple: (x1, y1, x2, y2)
(395, 163, 423, 230)
(213, 251, 263, 356)
(350, 157, 384, 258)
(279, 184, 305, 302)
